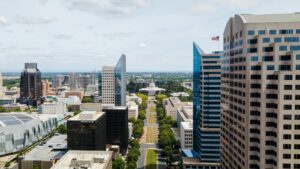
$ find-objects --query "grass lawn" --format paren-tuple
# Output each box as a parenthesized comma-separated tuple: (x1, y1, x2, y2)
(146, 149, 157, 169)
(147, 114, 157, 124)
(146, 127, 157, 143)
(149, 106, 156, 112)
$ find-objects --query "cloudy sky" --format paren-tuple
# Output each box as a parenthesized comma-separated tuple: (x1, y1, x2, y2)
(0, 0, 299, 72)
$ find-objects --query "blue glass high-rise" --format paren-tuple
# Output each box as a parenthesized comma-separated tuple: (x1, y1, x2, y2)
(193, 42, 222, 168)
(115, 54, 126, 106)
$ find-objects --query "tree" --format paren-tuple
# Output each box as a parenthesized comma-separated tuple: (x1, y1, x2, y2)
(129, 139, 140, 149)
(57, 124, 67, 134)
(112, 155, 125, 169)
(126, 161, 137, 169)
(82, 96, 93, 103)
(33, 164, 40, 169)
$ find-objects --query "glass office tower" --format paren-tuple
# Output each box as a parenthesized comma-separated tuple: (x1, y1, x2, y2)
(193, 42, 222, 169)
(115, 54, 126, 106)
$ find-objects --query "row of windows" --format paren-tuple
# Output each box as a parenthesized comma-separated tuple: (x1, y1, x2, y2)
(248, 29, 299, 36)
(248, 37, 300, 44)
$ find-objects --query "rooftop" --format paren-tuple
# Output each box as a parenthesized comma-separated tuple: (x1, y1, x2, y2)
(68, 111, 105, 121)
(51, 150, 112, 169)
(239, 13, 300, 23)
(0, 113, 33, 127)
(23, 134, 67, 161)
(181, 121, 193, 130)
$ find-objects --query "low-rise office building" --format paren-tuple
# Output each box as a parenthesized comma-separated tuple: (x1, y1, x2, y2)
(80, 103, 102, 112)
(177, 104, 193, 127)
(51, 150, 112, 169)
(20, 134, 67, 169)
(67, 111, 106, 151)
(57, 96, 81, 105)
(127, 101, 138, 119)
(163, 97, 191, 120)
(180, 121, 193, 149)
(38, 102, 67, 114)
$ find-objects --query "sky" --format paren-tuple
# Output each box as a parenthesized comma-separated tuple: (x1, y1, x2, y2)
(0, 0, 300, 72)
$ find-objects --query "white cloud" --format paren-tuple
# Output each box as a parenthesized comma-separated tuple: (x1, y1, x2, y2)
(52, 34, 73, 40)
(138, 43, 147, 48)
(0, 16, 8, 25)
(64, 0, 160, 15)
(102, 32, 134, 40)
(15, 16, 58, 24)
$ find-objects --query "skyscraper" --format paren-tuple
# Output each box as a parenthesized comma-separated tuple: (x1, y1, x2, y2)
(101, 54, 126, 106)
(193, 42, 222, 168)
(20, 63, 42, 105)
(221, 13, 300, 169)
(115, 54, 126, 106)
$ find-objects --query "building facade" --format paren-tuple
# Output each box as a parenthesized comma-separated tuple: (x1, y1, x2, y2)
(221, 13, 300, 169)
(101, 55, 127, 106)
(181, 121, 193, 149)
(102, 66, 116, 105)
(67, 111, 106, 151)
(115, 54, 126, 106)
(193, 43, 222, 168)
(20, 63, 42, 105)
(102, 105, 128, 155)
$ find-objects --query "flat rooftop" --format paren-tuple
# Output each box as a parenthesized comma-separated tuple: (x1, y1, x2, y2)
(181, 121, 193, 130)
(51, 150, 112, 169)
(68, 111, 105, 121)
(23, 134, 67, 161)
(239, 13, 300, 23)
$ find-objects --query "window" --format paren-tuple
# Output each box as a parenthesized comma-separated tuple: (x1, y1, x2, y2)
(248, 48, 257, 53)
(291, 45, 300, 51)
(284, 104, 292, 110)
(296, 65, 300, 70)
(297, 29, 300, 34)
(267, 65, 274, 70)
(283, 134, 291, 139)
(297, 55, 300, 60)
(263, 56, 273, 61)
(248, 39, 257, 44)
(284, 75, 293, 80)
(284, 95, 292, 100)
(248, 30, 255, 35)
(263, 47, 273, 52)
(283, 154, 291, 159)
(251, 56, 258, 62)
(279, 46, 288, 51)
(279, 65, 291, 71)
(296, 85, 300, 90)
(258, 30, 266, 35)
(280, 55, 291, 61)
(295, 125, 300, 130)
(274, 37, 281, 42)
(296, 75, 300, 80)
(296, 95, 300, 100)
(295, 144, 300, 149)
(284, 37, 299, 42)
(283, 144, 291, 149)
(279, 29, 293, 34)
(266, 75, 278, 80)
(269, 30, 277, 34)
(263, 38, 270, 43)
(284, 114, 292, 120)
(283, 124, 292, 130)
(251, 74, 261, 79)
(284, 85, 293, 90)
(251, 65, 261, 70)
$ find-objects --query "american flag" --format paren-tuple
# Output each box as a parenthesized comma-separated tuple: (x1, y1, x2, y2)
(212, 36, 220, 41)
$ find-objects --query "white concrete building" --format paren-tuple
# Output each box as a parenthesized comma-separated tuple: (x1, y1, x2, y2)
(139, 82, 165, 96)
(127, 101, 138, 119)
(57, 96, 81, 105)
(163, 97, 183, 120)
(127, 94, 142, 104)
(180, 120, 193, 149)
(177, 103, 193, 127)
(51, 150, 112, 169)
(38, 102, 67, 114)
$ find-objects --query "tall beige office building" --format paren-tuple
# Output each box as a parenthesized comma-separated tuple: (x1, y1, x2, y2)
(102, 66, 116, 104)
(222, 13, 300, 169)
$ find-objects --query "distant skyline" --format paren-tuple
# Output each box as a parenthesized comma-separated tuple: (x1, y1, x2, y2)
(0, 0, 299, 72)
